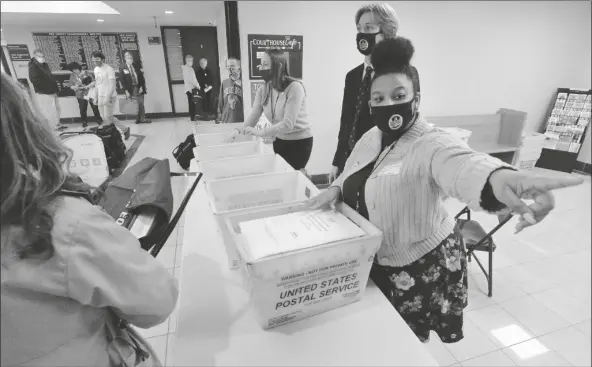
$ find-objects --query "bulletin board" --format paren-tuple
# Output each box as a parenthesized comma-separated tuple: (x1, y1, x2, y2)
(32, 32, 142, 96)
(247, 34, 303, 80)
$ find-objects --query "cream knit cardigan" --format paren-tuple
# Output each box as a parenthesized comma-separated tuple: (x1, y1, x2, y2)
(332, 117, 509, 267)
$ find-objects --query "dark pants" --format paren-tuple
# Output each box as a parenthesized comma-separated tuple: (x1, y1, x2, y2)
(77, 98, 101, 124)
(201, 89, 213, 114)
(186, 91, 196, 120)
(132, 86, 146, 123)
(273, 136, 313, 170)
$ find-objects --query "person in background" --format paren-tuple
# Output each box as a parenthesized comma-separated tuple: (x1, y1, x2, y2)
(216, 57, 244, 124)
(182, 54, 201, 121)
(119, 51, 151, 125)
(0, 73, 178, 366)
(91, 51, 130, 140)
(330, 3, 419, 182)
(28, 49, 64, 131)
(228, 49, 313, 172)
(306, 37, 583, 344)
(196, 57, 215, 118)
(67, 62, 101, 129)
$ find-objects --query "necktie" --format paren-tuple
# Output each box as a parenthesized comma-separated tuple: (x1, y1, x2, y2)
(130, 65, 138, 85)
(348, 66, 374, 150)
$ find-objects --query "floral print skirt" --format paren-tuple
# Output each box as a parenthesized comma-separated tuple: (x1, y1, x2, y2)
(370, 230, 468, 343)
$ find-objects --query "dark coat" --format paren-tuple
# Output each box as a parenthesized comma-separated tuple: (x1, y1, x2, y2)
(119, 62, 147, 95)
(333, 63, 370, 173)
(28, 58, 59, 95)
(196, 67, 213, 89)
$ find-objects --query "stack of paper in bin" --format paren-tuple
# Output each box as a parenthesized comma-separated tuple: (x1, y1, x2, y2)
(239, 208, 366, 262)
(518, 133, 546, 169)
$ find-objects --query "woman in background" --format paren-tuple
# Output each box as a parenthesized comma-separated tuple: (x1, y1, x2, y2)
(228, 49, 313, 171)
(1, 73, 178, 366)
(182, 54, 200, 121)
(306, 37, 582, 344)
(68, 62, 101, 129)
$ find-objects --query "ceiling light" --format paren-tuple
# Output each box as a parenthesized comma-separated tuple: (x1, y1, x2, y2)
(1, 1, 120, 14)
(165, 10, 173, 14)
(97, 19, 104, 22)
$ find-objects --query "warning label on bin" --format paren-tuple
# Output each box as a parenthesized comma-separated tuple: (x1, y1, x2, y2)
(265, 258, 369, 328)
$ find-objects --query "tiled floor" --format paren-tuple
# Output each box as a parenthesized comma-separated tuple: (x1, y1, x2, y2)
(79, 118, 591, 366)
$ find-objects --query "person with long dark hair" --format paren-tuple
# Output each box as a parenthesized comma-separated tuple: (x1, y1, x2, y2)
(228, 49, 313, 171)
(306, 37, 583, 344)
(0, 73, 177, 366)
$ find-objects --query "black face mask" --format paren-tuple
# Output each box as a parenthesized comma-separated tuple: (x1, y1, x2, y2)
(371, 99, 417, 140)
(357, 32, 380, 56)
(260, 69, 272, 83)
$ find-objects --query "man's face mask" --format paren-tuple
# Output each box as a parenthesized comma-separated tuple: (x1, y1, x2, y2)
(356, 32, 381, 56)
(371, 97, 418, 141)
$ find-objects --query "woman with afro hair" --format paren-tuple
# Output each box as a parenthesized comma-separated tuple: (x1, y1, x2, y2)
(306, 37, 582, 343)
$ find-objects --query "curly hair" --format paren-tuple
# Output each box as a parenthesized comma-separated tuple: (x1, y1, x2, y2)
(371, 37, 421, 93)
(1, 73, 91, 260)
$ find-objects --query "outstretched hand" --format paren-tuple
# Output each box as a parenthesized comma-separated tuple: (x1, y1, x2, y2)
(304, 186, 342, 210)
(488, 169, 584, 233)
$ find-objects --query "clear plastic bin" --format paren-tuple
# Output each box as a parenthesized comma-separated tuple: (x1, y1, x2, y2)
(224, 202, 382, 329)
(193, 122, 243, 135)
(195, 132, 256, 146)
(206, 171, 319, 269)
(193, 141, 273, 162)
(197, 154, 294, 181)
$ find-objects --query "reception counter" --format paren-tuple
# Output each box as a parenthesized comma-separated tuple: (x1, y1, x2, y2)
(172, 176, 438, 366)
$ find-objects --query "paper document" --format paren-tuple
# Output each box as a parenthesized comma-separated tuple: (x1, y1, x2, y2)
(204, 86, 213, 93)
(239, 209, 366, 261)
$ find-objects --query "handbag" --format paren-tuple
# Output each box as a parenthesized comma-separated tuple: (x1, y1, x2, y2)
(105, 310, 161, 367)
(120, 96, 139, 115)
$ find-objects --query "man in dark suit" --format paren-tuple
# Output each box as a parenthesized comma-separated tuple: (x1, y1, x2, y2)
(196, 57, 215, 118)
(119, 51, 151, 124)
(330, 3, 401, 182)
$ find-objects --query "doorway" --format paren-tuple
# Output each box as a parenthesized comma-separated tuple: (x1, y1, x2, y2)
(161, 26, 220, 117)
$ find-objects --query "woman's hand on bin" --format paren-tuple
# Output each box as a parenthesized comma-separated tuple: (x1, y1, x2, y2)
(226, 128, 240, 143)
(304, 186, 341, 210)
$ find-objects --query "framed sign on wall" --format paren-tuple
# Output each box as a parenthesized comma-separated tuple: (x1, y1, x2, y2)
(247, 34, 303, 80)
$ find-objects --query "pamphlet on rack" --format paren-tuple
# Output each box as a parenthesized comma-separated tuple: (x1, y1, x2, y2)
(239, 208, 366, 262)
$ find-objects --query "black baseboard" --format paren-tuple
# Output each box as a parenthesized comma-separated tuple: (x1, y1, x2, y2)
(60, 112, 186, 124)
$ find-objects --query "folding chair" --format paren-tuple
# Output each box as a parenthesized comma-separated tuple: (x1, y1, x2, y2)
(455, 206, 513, 297)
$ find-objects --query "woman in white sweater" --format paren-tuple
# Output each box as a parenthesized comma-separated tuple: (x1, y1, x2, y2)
(307, 37, 582, 344)
(182, 55, 201, 121)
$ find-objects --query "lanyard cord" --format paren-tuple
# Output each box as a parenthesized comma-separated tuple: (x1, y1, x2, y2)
(355, 140, 398, 211)
(270, 89, 281, 122)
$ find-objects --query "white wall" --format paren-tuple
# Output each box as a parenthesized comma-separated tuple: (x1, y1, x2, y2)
(216, 5, 229, 81)
(237, 1, 592, 175)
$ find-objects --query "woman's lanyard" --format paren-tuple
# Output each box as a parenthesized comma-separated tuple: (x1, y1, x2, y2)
(270, 89, 281, 123)
(355, 140, 398, 212)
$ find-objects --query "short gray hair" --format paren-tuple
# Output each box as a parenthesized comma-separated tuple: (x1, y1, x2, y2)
(355, 3, 399, 39)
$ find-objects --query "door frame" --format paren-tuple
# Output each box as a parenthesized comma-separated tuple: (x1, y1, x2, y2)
(160, 26, 220, 116)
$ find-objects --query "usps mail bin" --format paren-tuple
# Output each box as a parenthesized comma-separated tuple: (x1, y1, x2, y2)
(197, 154, 294, 181)
(225, 202, 382, 329)
(193, 141, 273, 162)
(206, 171, 319, 268)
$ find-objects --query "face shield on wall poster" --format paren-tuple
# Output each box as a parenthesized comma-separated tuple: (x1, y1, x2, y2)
(247, 34, 303, 80)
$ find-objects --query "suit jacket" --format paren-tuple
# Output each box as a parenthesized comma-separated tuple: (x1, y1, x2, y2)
(196, 67, 213, 89)
(333, 63, 372, 173)
(332, 64, 421, 173)
(119, 62, 147, 95)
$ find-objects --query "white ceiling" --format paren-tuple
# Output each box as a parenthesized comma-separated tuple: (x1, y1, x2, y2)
(0, 1, 224, 27)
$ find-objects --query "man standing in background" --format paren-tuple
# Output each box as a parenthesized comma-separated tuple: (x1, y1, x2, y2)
(329, 3, 401, 182)
(119, 51, 151, 125)
(216, 57, 244, 124)
(196, 57, 215, 118)
(92, 51, 130, 140)
(28, 49, 64, 130)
